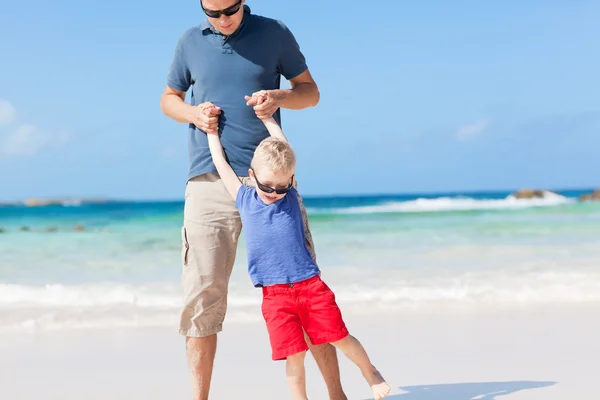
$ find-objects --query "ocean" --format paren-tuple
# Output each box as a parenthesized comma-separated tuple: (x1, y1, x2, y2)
(1, 189, 599, 332)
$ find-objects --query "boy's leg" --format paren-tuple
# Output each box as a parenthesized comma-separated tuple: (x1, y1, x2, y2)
(295, 186, 348, 400)
(286, 351, 309, 400)
(262, 285, 311, 398)
(331, 335, 391, 400)
(180, 174, 243, 400)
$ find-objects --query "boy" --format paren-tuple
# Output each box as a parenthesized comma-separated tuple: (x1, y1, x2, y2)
(206, 108, 390, 400)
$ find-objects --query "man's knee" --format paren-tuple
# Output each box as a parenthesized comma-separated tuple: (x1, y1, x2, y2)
(186, 335, 218, 386)
(309, 341, 338, 359)
(186, 335, 217, 356)
(180, 278, 229, 337)
(304, 332, 339, 362)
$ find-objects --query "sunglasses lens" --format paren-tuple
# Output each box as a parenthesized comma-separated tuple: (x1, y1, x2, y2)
(223, 8, 239, 16)
(203, 1, 240, 18)
(253, 168, 292, 195)
(258, 183, 275, 193)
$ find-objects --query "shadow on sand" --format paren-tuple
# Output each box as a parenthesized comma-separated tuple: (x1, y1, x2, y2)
(365, 380, 556, 400)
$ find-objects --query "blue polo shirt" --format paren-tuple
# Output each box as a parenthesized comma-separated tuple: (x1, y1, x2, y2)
(166, 6, 308, 180)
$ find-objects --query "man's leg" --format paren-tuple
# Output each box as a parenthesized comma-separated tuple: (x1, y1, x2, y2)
(295, 186, 348, 400)
(186, 335, 217, 399)
(304, 335, 348, 400)
(179, 174, 242, 400)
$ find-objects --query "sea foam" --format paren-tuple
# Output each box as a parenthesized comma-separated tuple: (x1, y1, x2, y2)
(2, 268, 599, 332)
(312, 191, 573, 215)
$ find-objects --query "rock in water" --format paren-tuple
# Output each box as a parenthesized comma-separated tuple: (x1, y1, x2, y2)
(512, 188, 548, 199)
(579, 189, 600, 202)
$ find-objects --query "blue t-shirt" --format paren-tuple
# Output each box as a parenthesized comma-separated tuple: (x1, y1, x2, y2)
(235, 185, 320, 287)
(166, 6, 308, 180)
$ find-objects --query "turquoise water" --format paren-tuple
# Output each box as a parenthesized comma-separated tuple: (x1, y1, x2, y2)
(1, 189, 599, 331)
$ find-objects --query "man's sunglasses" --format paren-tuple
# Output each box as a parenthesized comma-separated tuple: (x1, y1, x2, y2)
(201, 0, 242, 18)
(251, 168, 294, 195)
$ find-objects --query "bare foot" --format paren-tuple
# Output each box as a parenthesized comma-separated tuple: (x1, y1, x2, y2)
(366, 370, 390, 399)
(371, 381, 391, 399)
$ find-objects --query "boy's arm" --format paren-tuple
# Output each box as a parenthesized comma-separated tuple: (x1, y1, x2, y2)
(206, 133, 242, 200)
(263, 117, 288, 142)
(262, 117, 300, 190)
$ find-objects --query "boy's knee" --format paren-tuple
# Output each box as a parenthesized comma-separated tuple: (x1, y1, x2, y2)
(330, 334, 353, 350)
(290, 350, 307, 358)
(287, 350, 308, 363)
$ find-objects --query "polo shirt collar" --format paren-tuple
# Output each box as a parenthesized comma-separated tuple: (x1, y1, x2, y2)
(200, 4, 251, 34)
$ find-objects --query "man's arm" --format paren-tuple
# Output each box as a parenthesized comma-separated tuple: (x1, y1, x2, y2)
(160, 85, 191, 123)
(276, 69, 320, 110)
(245, 69, 320, 120)
(160, 85, 220, 134)
(206, 132, 242, 200)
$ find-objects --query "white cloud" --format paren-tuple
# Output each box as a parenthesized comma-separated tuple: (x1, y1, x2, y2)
(0, 100, 17, 125)
(0, 100, 70, 157)
(1, 124, 51, 156)
(456, 118, 489, 141)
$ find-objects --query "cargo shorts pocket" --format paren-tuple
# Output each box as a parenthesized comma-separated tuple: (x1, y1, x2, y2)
(181, 226, 190, 266)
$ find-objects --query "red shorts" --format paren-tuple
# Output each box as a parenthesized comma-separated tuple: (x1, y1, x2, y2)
(261, 275, 349, 361)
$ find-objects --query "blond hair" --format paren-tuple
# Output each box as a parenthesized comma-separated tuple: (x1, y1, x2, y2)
(251, 137, 296, 173)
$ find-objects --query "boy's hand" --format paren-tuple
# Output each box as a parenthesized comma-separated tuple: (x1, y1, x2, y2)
(189, 102, 221, 134)
(245, 90, 284, 120)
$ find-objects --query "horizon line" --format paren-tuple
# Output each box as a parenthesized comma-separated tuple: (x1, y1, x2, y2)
(1, 185, 597, 205)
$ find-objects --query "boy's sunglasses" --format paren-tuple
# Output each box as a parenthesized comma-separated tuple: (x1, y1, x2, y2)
(251, 168, 294, 195)
(201, 0, 242, 18)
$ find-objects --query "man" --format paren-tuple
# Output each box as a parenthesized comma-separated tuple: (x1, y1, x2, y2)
(159, 1, 348, 399)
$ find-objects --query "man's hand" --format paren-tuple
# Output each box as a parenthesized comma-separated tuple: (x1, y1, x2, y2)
(189, 102, 221, 134)
(245, 90, 285, 120)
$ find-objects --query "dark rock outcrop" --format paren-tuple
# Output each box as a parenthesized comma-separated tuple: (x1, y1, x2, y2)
(579, 189, 600, 202)
(512, 188, 549, 199)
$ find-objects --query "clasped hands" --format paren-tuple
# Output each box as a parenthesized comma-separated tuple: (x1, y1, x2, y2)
(191, 90, 282, 134)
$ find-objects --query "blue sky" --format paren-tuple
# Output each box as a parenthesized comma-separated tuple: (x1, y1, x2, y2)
(1, 0, 599, 201)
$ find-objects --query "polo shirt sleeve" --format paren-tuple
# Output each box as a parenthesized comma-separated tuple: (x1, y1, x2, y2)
(277, 22, 308, 81)
(166, 34, 192, 92)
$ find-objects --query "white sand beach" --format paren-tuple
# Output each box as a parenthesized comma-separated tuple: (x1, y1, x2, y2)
(2, 303, 598, 399)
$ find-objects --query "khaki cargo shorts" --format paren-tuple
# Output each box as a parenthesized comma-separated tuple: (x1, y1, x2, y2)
(179, 173, 316, 337)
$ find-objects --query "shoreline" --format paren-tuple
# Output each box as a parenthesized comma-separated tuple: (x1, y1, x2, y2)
(2, 304, 598, 399)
